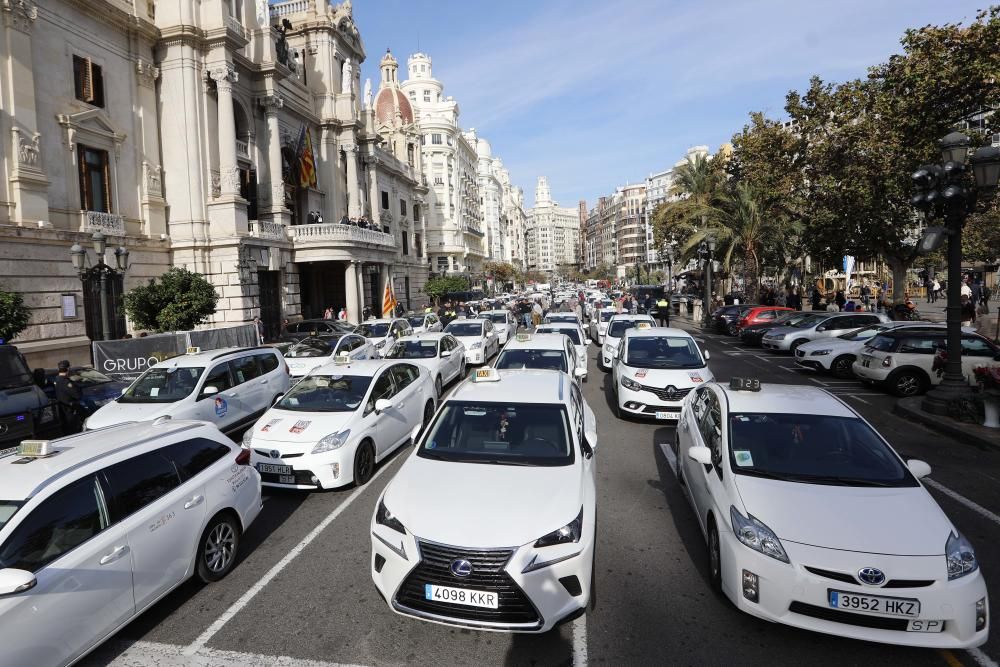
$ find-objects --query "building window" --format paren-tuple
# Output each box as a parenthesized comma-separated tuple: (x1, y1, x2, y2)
(437, 256, 448, 272)
(408, 91, 416, 101)
(400, 199, 407, 216)
(423, 90, 431, 102)
(402, 231, 409, 255)
(381, 190, 389, 210)
(431, 133, 442, 145)
(414, 204, 420, 222)
(78, 145, 111, 212)
(421, 134, 427, 146)
(73, 55, 105, 108)
(415, 233, 422, 257)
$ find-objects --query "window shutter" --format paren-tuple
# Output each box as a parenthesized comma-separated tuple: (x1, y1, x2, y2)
(81, 58, 94, 103)
(77, 145, 89, 210)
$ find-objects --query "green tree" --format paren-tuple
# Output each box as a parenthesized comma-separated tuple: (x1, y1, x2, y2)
(483, 261, 516, 289)
(424, 275, 470, 304)
(0, 287, 31, 343)
(123, 267, 220, 332)
(652, 152, 727, 265)
(963, 203, 1000, 263)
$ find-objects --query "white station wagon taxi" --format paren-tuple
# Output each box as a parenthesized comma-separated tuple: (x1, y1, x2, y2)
(494, 333, 586, 383)
(371, 368, 598, 633)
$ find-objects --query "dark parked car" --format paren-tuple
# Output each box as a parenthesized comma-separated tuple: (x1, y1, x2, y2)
(279, 319, 356, 344)
(739, 310, 815, 346)
(712, 304, 756, 334)
(0, 344, 60, 449)
(42, 366, 128, 419)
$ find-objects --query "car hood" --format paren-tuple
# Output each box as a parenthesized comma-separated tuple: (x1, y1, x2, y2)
(86, 399, 174, 428)
(248, 408, 354, 445)
(453, 335, 484, 346)
(622, 364, 713, 386)
(797, 337, 863, 354)
(285, 357, 327, 376)
(385, 455, 584, 547)
(733, 476, 951, 555)
(762, 325, 807, 338)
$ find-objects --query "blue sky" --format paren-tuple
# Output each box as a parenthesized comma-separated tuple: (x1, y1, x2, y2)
(347, 0, 985, 208)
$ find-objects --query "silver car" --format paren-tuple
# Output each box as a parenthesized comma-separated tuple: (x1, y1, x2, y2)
(761, 312, 890, 353)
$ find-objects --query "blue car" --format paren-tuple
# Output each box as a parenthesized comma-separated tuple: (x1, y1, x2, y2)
(42, 366, 128, 418)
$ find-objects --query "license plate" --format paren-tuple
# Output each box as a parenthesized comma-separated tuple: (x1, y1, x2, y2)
(279, 474, 296, 484)
(257, 463, 292, 475)
(655, 411, 679, 420)
(828, 590, 920, 618)
(425, 584, 498, 609)
(907, 619, 944, 632)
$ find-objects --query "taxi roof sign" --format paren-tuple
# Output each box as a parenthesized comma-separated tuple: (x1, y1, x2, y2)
(334, 351, 351, 365)
(636, 322, 652, 329)
(516, 333, 532, 342)
(17, 440, 54, 457)
(730, 377, 761, 392)
(186, 346, 201, 355)
(473, 367, 501, 382)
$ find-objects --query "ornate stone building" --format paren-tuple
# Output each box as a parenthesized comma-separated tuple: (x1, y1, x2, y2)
(526, 176, 580, 274)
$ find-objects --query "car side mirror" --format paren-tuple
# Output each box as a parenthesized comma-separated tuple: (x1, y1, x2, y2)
(703, 349, 710, 360)
(688, 445, 713, 466)
(374, 398, 393, 414)
(583, 428, 598, 457)
(907, 459, 932, 480)
(272, 393, 284, 405)
(441, 350, 452, 357)
(201, 385, 219, 397)
(574, 367, 586, 378)
(815, 325, 826, 332)
(0, 569, 36, 596)
(410, 423, 423, 443)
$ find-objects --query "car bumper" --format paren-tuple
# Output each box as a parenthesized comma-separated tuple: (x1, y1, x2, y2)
(250, 448, 355, 490)
(719, 534, 989, 648)
(794, 356, 831, 372)
(617, 385, 684, 421)
(852, 362, 890, 383)
(465, 349, 486, 365)
(761, 338, 793, 351)
(371, 526, 593, 634)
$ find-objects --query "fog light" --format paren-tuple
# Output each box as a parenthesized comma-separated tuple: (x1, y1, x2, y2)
(309, 475, 319, 485)
(331, 463, 340, 479)
(977, 597, 987, 632)
(742, 569, 759, 603)
(374, 553, 386, 573)
(625, 402, 640, 410)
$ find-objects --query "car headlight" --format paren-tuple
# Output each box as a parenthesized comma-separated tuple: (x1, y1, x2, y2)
(604, 343, 617, 355)
(374, 339, 386, 349)
(312, 429, 351, 454)
(534, 508, 583, 548)
(621, 376, 642, 391)
(470, 341, 483, 350)
(946, 531, 978, 580)
(811, 349, 832, 356)
(376, 498, 406, 535)
(242, 428, 254, 447)
(730, 506, 789, 563)
(37, 405, 56, 424)
(768, 334, 786, 341)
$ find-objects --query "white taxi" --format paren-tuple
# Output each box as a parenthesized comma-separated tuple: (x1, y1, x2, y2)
(245, 357, 436, 490)
(406, 313, 443, 335)
(674, 377, 988, 648)
(544, 312, 582, 326)
(384, 333, 467, 397)
(535, 322, 590, 382)
(356, 318, 414, 357)
(444, 318, 499, 365)
(371, 368, 598, 633)
(589, 307, 617, 345)
(494, 333, 586, 383)
(599, 313, 655, 370)
(611, 327, 712, 421)
(283, 334, 374, 378)
(478, 310, 518, 345)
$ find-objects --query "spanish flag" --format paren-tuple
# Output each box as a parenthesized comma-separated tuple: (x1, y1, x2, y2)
(299, 128, 318, 188)
(382, 280, 398, 317)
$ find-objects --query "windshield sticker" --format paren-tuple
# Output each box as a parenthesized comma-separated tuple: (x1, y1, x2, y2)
(149, 387, 160, 397)
(214, 396, 228, 417)
(634, 369, 648, 379)
(289, 420, 312, 434)
(734, 450, 754, 467)
(261, 418, 282, 433)
(688, 373, 703, 383)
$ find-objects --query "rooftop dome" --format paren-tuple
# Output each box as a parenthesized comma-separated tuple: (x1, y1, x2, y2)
(374, 87, 414, 125)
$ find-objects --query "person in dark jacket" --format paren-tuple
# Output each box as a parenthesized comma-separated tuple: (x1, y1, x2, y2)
(810, 287, 822, 310)
(54, 360, 83, 433)
(834, 290, 846, 311)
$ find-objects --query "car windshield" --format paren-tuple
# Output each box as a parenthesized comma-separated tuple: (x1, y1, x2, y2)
(284, 339, 335, 358)
(0, 348, 32, 389)
(0, 501, 21, 533)
(626, 337, 704, 369)
(446, 322, 484, 337)
(118, 366, 204, 403)
(386, 339, 439, 359)
(407, 316, 427, 328)
(419, 401, 574, 466)
(276, 374, 372, 412)
(729, 413, 915, 487)
(608, 319, 653, 338)
(838, 325, 885, 341)
(65, 368, 115, 387)
(599, 311, 615, 322)
(537, 327, 582, 345)
(495, 349, 567, 372)
(481, 313, 508, 323)
(546, 314, 578, 323)
(356, 323, 391, 338)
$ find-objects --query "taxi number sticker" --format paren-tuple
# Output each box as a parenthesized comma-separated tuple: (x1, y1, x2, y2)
(636, 322, 652, 329)
(734, 450, 754, 467)
(634, 369, 648, 379)
(289, 420, 311, 434)
(688, 373, 703, 383)
(261, 418, 282, 433)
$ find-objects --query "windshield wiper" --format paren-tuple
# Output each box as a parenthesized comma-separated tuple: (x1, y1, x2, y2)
(794, 475, 898, 487)
(737, 469, 798, 482)
(465, 458, 534, 466)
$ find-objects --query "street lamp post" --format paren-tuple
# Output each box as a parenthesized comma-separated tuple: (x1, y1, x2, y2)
(69, 231, 130, 341)
(701, 236, 716, 327)
(912, 132, 1000, 415)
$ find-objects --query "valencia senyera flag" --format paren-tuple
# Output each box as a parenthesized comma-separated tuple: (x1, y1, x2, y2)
(299, 128, 317, 188)
(382, 280, 398, 317)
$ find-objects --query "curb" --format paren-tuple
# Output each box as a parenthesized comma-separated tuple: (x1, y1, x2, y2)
(894, 397, 1000, 451)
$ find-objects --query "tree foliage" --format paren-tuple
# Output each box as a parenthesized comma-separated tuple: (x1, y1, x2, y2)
(483, 261, 516, 284)
(424, 275, 470, 304)
(0, 287, 31, 343)
(123, 267, 220, 333)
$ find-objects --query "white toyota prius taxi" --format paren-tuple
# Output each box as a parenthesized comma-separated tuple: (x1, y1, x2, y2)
(245, 357, 436, 490)
(674, 377, 988, 648)
(371, 368, 598, 633)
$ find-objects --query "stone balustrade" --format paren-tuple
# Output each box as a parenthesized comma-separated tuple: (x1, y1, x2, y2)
(289, 223, 396, 248)
(248, 220, 287, 241)
(269, 0, 309, 18)
(236, 139, 249, 158)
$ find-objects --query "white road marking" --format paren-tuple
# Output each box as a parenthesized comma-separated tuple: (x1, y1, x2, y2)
(572, 614, 589, 667)
(845, 396, 872, 405)
(184, 460, 397, 656)
(95, 640, 366, 666)
(923, 478, 1000, 528)
(724, 351, 746, 356)
(967, 647, 1000, 667)
(659, 441, 678, 475)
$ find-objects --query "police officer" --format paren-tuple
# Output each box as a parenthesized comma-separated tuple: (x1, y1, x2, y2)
(54, 360, 83, 433)
(656, 296, 670, 327)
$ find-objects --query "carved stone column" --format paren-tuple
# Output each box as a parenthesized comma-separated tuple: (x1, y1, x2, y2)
(259, 94, 289, 225)
(344, 144, 361, 218)
(210, 64, 240, 196)
(345, 260, 360, 324)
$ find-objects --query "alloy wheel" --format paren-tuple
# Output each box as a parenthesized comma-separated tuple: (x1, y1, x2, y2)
(205, 523, 236, 574)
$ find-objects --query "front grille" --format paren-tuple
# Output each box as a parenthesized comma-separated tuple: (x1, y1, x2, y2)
(640, 405, 681, 415)
(805, 566, 858, 585)
(795, 349, 806, 358)
(789, 601, 919, 631)
(883, 579, 935, 589)
(395, 540, 540, 627)
(803, 567, 935, 590)
(638, 385, 693, 402)
(254, 449, 303, 460)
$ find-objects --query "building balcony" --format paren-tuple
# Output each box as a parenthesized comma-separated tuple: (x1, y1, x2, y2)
(236, 139, 249, 160)
(462, 225, 484, 238)
(81, 210, 125, 236)
(269, 0, 310, 18)
(290, 222, 395, 247)
(248, 220, 287, 242)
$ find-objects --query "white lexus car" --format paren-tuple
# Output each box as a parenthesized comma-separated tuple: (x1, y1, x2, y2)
(245, 358, 436, 490)
(674, 378, 988, 648)
(444, 318, 499, 365)
(384, 333, 467, 397)
(599, 313, 655, 370)
(612, 327, 713, 421)
(371, 368, 598, 633)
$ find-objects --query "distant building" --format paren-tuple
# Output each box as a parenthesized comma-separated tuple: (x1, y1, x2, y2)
(526, 177, 580, 274)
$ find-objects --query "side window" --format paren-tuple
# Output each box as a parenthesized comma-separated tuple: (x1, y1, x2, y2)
(166, 437, 232, 482)
(257, 352, 279, 374)
(103, 451, 182, 521)
(200, 363, 233, 399)
(898, 337, 937, 354)
(365, 371, 396, 414)
(962, 337, 996, 357)
(570, 383, 585, 445)
(230, 355, 261, 385)
(758, 310, 775, 320)
(855, 315, 879, 326)
(484, 321, 493, 333)
(391, 364, 419, 390)
(698, 391, 723, 476)
(0, 475, 107, 572)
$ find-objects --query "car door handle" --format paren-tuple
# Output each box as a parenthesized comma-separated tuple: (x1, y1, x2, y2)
(224, 391, 237, 397)
(184, 495, 205, 510)
(259, 378, 269, 385)
(100, 545, 130, 566)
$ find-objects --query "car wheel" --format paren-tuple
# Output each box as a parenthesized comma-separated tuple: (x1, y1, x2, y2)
(459, 359, 467, 379)
(353, 440, 376, 486)
(727, 322, 739, 336)
(196, 513, 241, 583)
(708, 519, 722, 594)
(831, 355, 855, 379)
(790, 338, 808, 353)
(420, 400, 435, 437)
(889, 369, 927, 397)
(435, 375, 443, 398)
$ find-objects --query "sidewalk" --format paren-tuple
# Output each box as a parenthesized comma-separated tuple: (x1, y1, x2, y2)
(895, 397, 1000, 451)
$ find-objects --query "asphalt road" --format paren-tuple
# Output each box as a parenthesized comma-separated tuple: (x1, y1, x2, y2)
(83, 325, 1000, 667)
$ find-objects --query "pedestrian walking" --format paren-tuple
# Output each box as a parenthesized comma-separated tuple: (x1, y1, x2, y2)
(961, 295, 977, 326)
(323, 306, 333, 320)
(531, 301, 543, 328)
(54, 360, 83, 434)
(252, 316, 265, 343)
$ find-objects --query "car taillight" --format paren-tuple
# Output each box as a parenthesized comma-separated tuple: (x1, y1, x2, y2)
(235, 446, 252, 466)
(283, 359, 291, 376)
